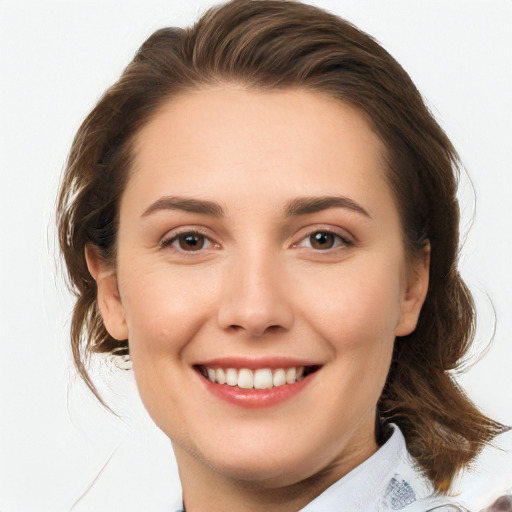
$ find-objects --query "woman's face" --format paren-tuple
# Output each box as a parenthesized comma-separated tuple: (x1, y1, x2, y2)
(90, 88, 428, 487)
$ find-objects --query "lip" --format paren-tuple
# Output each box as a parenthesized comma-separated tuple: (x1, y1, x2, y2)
(193, 357, 321, 409)
(194, 356, 320, 370)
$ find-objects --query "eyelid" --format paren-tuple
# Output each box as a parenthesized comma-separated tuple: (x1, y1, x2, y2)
(291, 225, 355, 249)
(159, 226, 220, 251)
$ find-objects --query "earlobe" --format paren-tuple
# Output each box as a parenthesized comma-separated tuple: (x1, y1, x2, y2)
(395, 243, 430, 337)
(85, 245, 129, 341)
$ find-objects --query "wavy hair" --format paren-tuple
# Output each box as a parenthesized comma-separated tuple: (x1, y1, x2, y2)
(56, 0, 507, 490)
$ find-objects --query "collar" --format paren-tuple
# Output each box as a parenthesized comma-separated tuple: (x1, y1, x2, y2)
(300, 424, 469, 511)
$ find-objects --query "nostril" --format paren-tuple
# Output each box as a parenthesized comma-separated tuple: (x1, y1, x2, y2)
(228, 324, 283, 336)
(217, 278, 295, 335)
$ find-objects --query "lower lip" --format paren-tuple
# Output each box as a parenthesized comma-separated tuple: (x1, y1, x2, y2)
(199, 372, 315, 409)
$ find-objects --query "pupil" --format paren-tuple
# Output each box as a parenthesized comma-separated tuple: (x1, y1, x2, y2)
(311, 232, 334, 249)
(179, 234, 204, 251)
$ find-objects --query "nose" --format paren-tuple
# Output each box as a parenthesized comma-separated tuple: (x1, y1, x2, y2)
(217, 250, 294, 337)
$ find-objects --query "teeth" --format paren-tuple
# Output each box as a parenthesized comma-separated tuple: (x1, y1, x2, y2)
(215, 368, 226, 385)
(286, 367, 296, 384)
(225, 368, 238, 386)
(273, 368, 286, 387)
(238, 369, 254, 389)
(202, 366, 310, 389)
(254, 368, 273, 389)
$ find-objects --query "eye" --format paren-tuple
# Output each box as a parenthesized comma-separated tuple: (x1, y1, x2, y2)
(176, 233, 206, 251)
(309, 232, 337, 250)
(160, 231, 216, 252)
(294, 230, 351, 251)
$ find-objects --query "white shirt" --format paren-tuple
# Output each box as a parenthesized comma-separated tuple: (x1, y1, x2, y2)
(174, 425, 473, 512)
(300, 425, 470, 511)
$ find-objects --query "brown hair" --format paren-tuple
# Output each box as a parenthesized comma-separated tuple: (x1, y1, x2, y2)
(56, 0, 507, 491)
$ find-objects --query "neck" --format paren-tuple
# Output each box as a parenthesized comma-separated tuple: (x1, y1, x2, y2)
(184, 471, 328, 512)
(173, 429, 378, 512)
(176, 451, 332, 512)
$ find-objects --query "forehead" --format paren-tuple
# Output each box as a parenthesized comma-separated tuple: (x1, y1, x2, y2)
(127, 87, 392, 214)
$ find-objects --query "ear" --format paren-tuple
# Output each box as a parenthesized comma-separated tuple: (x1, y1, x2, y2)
(85, 244, 129, 341)
(395, 242, 430, 337)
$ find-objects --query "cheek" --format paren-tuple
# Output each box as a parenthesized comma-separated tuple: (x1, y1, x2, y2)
(293, 256, 403, 412)
(298, 258, 403, 349)
(116, 261, 221, 370)
(116, 264, 216, 428)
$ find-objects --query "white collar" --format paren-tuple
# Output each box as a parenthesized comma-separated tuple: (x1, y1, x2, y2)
(300, 424, 469, 511)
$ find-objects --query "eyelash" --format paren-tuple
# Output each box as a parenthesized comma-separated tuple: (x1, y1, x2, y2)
(159, 227, 352, 254)
(160, 229, 218, 253)
(292, 229, 353, 251)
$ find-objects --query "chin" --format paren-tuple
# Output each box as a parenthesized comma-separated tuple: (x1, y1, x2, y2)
(210, 457, 310, 488)
(208, 432, 343, 489)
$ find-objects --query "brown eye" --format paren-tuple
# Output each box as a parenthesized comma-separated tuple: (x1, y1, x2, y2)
(309, 232, 336, 250)
(293, 229, 351, 252)
(161, 230, 218, 253)
(177, 233, 205, 251)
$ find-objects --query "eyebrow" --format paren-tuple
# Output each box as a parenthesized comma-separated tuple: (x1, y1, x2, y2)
(141, 194, 370, 219)
(141, 196, 225, 218)
(285, 196, 371, 218)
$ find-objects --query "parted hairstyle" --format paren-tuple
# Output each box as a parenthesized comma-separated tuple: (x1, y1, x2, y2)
(56, 0, 507, 492)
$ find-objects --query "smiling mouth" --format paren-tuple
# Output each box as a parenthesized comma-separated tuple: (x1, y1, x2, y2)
(196, 365, 320, 390)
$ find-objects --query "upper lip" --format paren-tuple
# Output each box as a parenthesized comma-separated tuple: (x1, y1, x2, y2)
(194, 356, 322, 370)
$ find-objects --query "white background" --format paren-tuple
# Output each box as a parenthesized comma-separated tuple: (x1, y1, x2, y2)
(0, 1, 511, 511)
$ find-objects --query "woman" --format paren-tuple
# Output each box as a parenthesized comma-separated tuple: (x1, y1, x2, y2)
(56, 0, 508, 510)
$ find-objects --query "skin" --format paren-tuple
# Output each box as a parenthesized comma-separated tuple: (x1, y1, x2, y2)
(86, 87, 429, 511)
